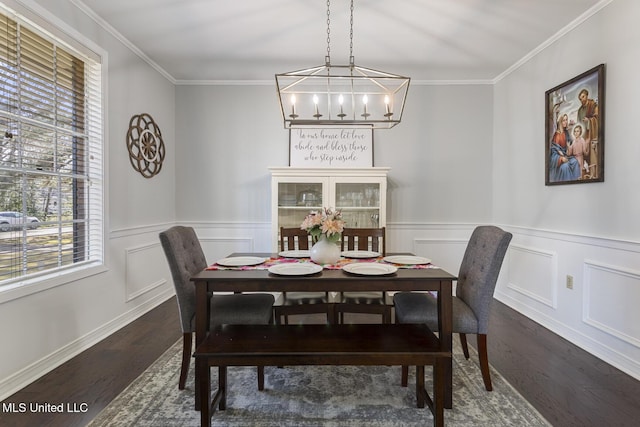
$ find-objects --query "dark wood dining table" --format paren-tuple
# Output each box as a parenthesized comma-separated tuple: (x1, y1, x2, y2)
(191, 252, 457, 409)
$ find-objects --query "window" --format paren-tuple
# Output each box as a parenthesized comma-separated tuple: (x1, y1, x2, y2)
(0, 6, 103, 286)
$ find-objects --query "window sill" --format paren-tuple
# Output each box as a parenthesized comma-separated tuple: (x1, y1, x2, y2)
(0, 263, 108, 304)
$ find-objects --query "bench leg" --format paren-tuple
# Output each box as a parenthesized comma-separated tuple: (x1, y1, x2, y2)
(401, 365, 409, 387)
(416, 365, 425, 408)
(328, 303, 338, 325)
(257, 366, 265, 391)
(197, 358, 211, 427)
(218, 366, 227, 410)
(195, 358, 202, 411)
(445, 356, 452, 409)
(434, 358, 445, 427)
(416, 361, 446, 427)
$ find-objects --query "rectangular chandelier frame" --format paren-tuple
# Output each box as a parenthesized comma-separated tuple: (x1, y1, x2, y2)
(276, 63, 410, 129)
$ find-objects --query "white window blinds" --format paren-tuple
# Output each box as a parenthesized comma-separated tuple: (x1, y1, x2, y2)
(0, 9, 103, 285)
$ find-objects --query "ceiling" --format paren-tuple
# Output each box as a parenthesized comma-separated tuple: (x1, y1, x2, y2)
(75, 0, 604, 83)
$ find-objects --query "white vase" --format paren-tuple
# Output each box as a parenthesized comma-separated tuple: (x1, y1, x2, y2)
(310, 234, 341, 265)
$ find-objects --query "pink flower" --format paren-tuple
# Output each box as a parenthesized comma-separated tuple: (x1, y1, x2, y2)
(322, 218, 344, 236)
(300, 207, 345, 243)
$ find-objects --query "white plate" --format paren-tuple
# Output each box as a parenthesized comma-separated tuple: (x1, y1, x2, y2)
(278, 250, 311, 258)
(215, 256, 266, 267)
(342, 263, 397, 276)
(382, 255, 431, 265)
(341, 250, 381, 259)
(268, 263, 323, 276)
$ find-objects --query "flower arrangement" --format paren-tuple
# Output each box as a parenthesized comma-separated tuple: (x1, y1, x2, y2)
(300, 207, 345, 243)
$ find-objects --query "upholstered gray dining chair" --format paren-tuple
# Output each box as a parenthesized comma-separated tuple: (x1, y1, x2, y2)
(274, 227, 336, 324)
(159, 226, 275, 390)
(336, 227, 391, 323)
(394, 225, 512, 391)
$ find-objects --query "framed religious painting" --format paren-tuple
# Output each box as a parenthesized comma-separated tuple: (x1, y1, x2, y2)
(545, 64, 605, 185)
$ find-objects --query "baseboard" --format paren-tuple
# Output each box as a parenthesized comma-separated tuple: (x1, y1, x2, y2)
(0, 289, 174, 401)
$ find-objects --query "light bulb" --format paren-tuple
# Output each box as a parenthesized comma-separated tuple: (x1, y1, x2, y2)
(289, 94, 297, 118)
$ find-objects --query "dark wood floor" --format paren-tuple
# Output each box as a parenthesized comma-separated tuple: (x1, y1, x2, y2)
(1, 298, 181, 427)
(3, 297, 640, 426)
(485, 301, 640, 427)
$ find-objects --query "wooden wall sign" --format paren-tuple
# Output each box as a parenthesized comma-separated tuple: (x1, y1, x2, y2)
(289, 128, 373, 168)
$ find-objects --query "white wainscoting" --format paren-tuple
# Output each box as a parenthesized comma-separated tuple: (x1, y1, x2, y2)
(200, 237, 255, 262)
(125, 242, 168, 302)
(583, 260, 640, 348)
(506, 244, 557, 308)
(414, 238, 467, 279)
(189, 221, 272, 259)
(384, 222, 640, 380)
(493, 225, 640, 381)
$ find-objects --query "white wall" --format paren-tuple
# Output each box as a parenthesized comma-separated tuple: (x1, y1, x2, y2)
(0, 0, 177, 399)
(174, 82, 495, 262)
(493, 0, 640, 379)
(175, 83, 494, 227)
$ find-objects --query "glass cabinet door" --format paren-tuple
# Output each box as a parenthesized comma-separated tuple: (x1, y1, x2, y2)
(335, 182, 381, 228)
(270, 167, 389, 251)
(277, 181, 325, 230)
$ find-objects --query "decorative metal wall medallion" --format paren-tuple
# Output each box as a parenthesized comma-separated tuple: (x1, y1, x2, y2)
(126, 113, 166, 178)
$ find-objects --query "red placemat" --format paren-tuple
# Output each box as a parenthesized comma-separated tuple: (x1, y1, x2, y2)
(206, 256, 435, 271)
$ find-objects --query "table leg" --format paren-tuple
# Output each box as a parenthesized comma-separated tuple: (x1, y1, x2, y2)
(195, 279, 209, 411)
(439, 280, 453, 409)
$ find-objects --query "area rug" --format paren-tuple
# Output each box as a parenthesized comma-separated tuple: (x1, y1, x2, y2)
(88, 339, 550, 427)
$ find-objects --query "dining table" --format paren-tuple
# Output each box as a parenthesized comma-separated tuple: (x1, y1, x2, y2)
(191, 252, 457, 410)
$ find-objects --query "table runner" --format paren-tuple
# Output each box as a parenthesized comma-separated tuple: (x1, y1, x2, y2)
(206, 256, 436, 271)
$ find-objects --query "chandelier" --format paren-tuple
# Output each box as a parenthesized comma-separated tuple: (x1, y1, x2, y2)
(275, 0, 410, 130)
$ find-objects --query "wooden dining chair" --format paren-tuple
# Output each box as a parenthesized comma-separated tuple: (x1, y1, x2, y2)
(273, 227, 337, 324)
(394, 225, 512, 391)
(336, 227, 391, 324)
(159, 226, 275, 390)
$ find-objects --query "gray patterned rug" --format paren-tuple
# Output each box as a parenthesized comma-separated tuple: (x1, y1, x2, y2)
(88, 338, 549, 426)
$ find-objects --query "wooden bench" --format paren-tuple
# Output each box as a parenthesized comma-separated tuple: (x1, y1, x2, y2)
(194, 323, 451, 427)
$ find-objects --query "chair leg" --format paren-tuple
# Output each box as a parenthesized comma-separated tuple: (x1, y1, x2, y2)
(477, 334, 493, 391)
(257, 366, 265, 391)
(459, 333, 470, 359)
(179, 332, 192, 390)
(401, 365, 409, 387)
(383, 306, 392, 324)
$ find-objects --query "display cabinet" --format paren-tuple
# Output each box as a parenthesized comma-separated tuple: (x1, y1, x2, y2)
(269, 167, 389, 251)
